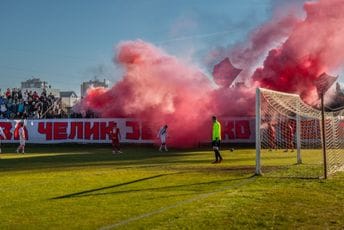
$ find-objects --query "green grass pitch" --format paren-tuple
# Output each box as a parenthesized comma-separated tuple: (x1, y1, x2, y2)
(0, 145, 343, 229)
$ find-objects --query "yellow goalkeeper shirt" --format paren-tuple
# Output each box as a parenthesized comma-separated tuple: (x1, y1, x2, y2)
(212, 120, 221, 141)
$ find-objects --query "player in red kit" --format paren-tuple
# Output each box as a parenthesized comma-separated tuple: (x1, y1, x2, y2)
(284, 120, 295, 152)
(110, 126, 122, 154)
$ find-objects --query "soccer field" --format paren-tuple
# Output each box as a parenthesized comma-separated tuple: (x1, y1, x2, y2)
(0, 145, 343, 229)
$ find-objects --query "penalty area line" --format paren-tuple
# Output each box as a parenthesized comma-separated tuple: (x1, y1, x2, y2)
(99, 176, 256, 230)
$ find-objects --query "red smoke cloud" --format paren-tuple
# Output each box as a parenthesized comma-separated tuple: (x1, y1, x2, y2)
(252, 0, 344, 103)
(82, 41, 255, 147)
(83, 40, 215, 147)
(82, 0, 344, 147)
(230, 13, 300, 82)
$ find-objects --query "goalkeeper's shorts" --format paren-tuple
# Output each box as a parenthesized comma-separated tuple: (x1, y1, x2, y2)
(212, 140, 221, 149)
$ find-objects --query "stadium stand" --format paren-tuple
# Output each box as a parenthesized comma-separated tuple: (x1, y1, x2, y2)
(0, 88, 66, 119)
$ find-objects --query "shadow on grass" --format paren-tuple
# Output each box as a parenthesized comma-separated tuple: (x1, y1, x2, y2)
(0, 155, 214, 173)
(0, 146, 212, 172)
(0, 146, 258, 173)
(50, 175, 254, 200)
(51, 172, 182, 200)
(1, 148, 321, 180)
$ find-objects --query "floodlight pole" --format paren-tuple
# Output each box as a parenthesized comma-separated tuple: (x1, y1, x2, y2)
(320, 92, 328, 179)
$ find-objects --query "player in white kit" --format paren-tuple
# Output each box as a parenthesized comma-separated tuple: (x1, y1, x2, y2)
(157, 125, 168, 152)
(16, 122, 26, 154)
(0, 125, 6, 153)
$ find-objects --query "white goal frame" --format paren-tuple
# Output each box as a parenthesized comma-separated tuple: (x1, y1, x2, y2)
(255, 87, 344, 178)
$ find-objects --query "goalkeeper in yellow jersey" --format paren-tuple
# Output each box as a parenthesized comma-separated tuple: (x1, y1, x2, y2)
(211, 116, 223, 164)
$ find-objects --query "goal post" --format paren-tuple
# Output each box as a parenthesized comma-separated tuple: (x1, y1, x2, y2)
(255, 88, 262, 175)
(255, 87, 344, 178)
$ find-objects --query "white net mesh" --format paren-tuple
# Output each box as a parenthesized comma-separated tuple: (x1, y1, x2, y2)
(257, 88, 344, 178)
(325, 114, 344, 174)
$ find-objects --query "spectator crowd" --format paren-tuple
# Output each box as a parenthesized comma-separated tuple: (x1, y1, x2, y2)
(0, 88, 67, 119)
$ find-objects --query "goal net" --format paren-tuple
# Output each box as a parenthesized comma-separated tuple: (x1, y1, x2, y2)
(256, 88, 344, 178)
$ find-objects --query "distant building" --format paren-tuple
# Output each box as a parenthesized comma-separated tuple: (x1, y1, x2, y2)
(21, 77, 60, 97)
(21, 78, 48, 89)
(80, 79, 109, 98)
(60, 91, 79, 113)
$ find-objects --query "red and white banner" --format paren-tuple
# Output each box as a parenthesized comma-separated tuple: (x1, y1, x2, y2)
(0, 118, 256, 144)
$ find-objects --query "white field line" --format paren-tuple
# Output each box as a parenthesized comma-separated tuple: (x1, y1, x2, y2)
(99, 176, 256, 230)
